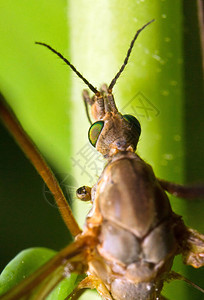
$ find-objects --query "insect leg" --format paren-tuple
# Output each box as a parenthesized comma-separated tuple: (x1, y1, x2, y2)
(29, 264, 66, 300)
(167, 271, 204, 294)
(82, 89, 105, 121)
(82, 89, 94, 125)
(180, 227, 204, 268)
(0, 92, 81, 236)
(158, 178, 204, 199)
(160, 178, 204, 268)
(66, 275, 113, 300)
(173, 215, 204, 268)
(65, 288, 86, 300)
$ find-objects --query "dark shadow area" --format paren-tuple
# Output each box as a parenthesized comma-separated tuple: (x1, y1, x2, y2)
(183, 1, 204, 299)
(0, 100, 72, 271)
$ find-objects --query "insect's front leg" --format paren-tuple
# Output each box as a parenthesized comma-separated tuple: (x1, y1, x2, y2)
(82, 90, 94, 125)
(82, 89, 105, 122)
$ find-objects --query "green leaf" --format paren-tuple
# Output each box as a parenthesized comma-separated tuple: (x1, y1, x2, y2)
(0, 248, 85, 299)
(47, 274, 85, 300)
(0, 248, 56, 296)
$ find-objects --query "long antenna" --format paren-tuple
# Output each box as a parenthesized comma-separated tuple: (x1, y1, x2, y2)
(35, 42, 100, 95)
(108, 19, 155, 91)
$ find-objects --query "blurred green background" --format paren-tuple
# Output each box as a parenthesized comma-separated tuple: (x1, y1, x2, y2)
(0, 0, 203, 299)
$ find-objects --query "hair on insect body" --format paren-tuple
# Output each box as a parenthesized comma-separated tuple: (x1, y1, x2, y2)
(0, 19, 204, 300)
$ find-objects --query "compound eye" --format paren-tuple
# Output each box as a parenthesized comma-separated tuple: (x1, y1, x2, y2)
(88, 121, 104, 147)
(123, 114, 141, 136)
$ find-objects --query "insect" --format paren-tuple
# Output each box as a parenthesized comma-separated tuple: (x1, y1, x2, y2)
(0, 19, 204, 299)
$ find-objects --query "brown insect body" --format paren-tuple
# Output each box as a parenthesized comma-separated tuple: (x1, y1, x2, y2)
(0, 20, 204, 300)
(80, 89, 182, 299)
(87, 153, 176, 299)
